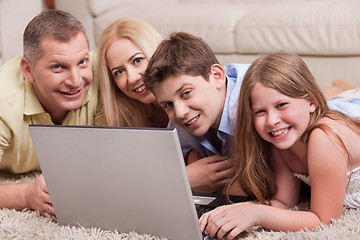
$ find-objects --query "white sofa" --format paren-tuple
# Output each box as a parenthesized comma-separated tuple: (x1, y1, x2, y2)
(0, 0, 44, 65)
(56, 0, 360, 88)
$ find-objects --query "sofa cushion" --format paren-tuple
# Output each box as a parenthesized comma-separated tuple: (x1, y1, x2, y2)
(88, 0, 178, 16)
(235, 0, 360, 55)
(94, 3, 256, 54)
(0, 25, 2, 66)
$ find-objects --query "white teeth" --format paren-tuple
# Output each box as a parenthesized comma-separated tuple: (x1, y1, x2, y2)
(271, 128, 289, 137)
(135, 85, 145, 93)
(186, 116, 198, 125)
(64, 90, 79, 95)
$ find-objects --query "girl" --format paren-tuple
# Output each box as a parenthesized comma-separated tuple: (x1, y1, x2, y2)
(199, 51, 360, 239)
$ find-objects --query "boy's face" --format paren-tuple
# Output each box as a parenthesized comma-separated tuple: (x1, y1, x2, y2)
(21, 32, 92, 119)
(153, 65, 226, 137)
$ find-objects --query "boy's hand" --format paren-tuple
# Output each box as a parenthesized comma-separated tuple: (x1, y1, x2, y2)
(26, 174, 55, 217)
(186, 155, 233, 193)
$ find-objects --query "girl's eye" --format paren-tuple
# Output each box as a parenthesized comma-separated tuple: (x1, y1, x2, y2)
(276, 102, 287, 108)
(254, 110, 265, 116)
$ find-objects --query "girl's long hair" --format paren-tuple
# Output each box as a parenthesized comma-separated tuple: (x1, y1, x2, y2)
(227, 51, 360, 203)
(97, 17, 163, 127)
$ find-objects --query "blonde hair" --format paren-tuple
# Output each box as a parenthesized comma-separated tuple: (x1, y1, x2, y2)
(97, 17, 163, 126)
(228, 51, 360, 203)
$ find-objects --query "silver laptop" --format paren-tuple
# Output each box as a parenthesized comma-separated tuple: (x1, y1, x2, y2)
(29, 125, 222, 240)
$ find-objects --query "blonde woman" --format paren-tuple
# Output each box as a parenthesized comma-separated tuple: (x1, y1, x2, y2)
(97, 17, 168, 127)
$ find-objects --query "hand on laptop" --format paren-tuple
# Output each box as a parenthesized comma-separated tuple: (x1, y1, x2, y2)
(26, 174, 55, 217)
(186, 153, 233, 193)
(199, 201, 258, 239)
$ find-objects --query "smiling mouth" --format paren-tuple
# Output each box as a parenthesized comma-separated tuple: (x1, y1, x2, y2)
(61, 89, 81, 95)
(185, 115, 199, 126)
(270, 127, 290, 137)
(134, 85, 146, 93)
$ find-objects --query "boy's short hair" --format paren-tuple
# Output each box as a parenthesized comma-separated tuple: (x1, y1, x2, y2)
(23, 9, 88, 66)
(144, 32, 219, 91)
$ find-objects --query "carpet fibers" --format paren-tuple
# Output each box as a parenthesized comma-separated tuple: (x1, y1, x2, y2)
(1, 171, 360, 239)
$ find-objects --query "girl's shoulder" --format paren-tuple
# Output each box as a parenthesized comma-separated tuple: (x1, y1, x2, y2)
(315, 115, 357, 135)
(312, 115, 360, 167)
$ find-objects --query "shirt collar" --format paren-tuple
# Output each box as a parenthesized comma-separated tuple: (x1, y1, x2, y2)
(24, 80, 45, 115)
(217, 76, 234, 138)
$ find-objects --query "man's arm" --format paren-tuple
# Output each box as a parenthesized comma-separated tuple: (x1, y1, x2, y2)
(0, 174, 55, 216)
(0, 119, 54, 216)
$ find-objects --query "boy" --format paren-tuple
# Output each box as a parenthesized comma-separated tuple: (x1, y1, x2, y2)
(144, 32, 249, 195)
(0, 10, 104, 216)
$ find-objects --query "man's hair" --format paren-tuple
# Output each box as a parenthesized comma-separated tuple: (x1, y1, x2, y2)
(144, 32, 219, 91)
(23, 9, 88, 66)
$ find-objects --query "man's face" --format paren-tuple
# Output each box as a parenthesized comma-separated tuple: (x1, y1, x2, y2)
(153, 67, 226, 137)
(22, 32, 92, 120)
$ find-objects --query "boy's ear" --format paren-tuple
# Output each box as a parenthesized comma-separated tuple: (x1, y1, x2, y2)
(20, 57, 35, 83)
(209, 64, 226, 89)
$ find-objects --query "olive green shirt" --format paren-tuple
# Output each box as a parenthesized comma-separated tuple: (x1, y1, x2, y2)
(0, 52, 105, 173)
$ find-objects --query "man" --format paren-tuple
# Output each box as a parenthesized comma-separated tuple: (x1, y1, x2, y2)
(0, 10, 104, 216)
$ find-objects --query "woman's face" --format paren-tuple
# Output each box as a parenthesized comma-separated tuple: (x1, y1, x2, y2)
(106, 37, 156, 104)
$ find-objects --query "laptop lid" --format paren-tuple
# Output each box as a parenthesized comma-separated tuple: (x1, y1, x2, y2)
(29, 125, 204, 240)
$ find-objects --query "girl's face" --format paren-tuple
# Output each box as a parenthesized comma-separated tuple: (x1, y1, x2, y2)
(106, 37, 156, 104)
(251, 82, 316, 150)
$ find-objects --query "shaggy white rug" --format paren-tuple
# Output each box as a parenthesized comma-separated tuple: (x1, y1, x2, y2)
(1, 171, 360, 240)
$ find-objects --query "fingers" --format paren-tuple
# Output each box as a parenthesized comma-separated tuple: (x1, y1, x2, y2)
(199, 211, 210, 232)
(226, 227, 243, 240)
(37, 174, 49, 194)
(187, 155, 234, 191)
(36, 190, 54, 216)
(204, 208, 226, 236)
(204, 155, 229, 163)
(39, 203, 55, 217)
(27, 175, 55, 217)
(212, 159, 233, 173)
(204, 203, 256, 239)
(36, 175, 52, 204)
